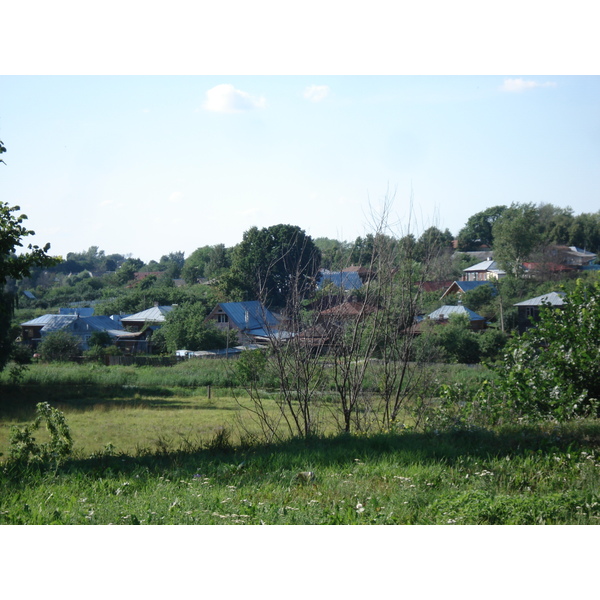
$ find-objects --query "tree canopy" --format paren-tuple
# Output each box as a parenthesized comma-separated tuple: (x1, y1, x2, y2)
(456, 205, 507, 251)
(492, 203, 542, 277)
(223, 224, 321, 308)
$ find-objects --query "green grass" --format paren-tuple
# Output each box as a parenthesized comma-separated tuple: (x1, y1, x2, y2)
(2, 423, 600, 524)
(2, 361, 600, 524)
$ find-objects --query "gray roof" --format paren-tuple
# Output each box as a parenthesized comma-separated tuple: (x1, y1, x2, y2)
(21, 314, 78, 331)
(514, 292, 566, 307)
(463, 260, 503, 273)
(427, 305, 486, 321)
(21, 314, 124, 333)
(120, 306, 174, 323)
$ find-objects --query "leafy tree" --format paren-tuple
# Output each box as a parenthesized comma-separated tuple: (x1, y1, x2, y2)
(89, 331, 112, 348)
(235, 348, 267, 386)
(224, 224, 321, 307)
(114, 257, 145, 285)
(537, 203, 574, 245)
(492, 203, 542, 277)
(569, 212, 600, 253)
(456, 205, 507, 251)
(1, 141, 60, 370)
(462, 283, 496, 315)
(181, 244, 231, 284)
(414, 226, 454, 263)
(38, 330, 81, 361)
(436, 314, 481, 364)
(349, 234, 376, 266)
(492, 279, 600, 420)
(478, 328, 508, 363)
(313, 237, 351, 271)
(158, 302, 231, 352)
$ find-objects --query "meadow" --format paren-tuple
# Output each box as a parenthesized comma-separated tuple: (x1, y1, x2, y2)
(2, 360, 600, 525)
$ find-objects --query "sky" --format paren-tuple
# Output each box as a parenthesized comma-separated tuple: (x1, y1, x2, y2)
(2, 74, 599, 263)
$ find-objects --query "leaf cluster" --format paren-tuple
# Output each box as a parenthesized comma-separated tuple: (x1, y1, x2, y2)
(493, 279, 600, 420)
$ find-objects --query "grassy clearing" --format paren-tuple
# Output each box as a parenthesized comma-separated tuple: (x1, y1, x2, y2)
(2, 361, 599, 525)
(2, 424, 600, 525)
(0, 388, 275, 456)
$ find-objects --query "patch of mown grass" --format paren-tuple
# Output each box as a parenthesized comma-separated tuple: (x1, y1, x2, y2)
(2, 423, 600, 524)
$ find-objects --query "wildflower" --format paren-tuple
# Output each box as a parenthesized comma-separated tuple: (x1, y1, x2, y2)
(356, 503, 365, 513)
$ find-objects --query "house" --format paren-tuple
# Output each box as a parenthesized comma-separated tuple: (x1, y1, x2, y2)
(557, 246, 596, 267)
(462, 260, 505, 282)
(205, 301, 286, 345)
(120, 305, 174, 332)
(20, 314, 133, 352)
(522, 246, 597, 279)
(514, 291, 565, 334)
(440, 280, 497, 300)
(425, 304, 487, 331)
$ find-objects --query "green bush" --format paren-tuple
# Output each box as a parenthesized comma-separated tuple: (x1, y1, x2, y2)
(38, 330, 81, 361)
(492, 279, 600, 421)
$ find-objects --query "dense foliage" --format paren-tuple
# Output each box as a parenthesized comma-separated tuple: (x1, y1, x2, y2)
(156, 302, 232, 353)
(223, 224, 321, 307)
(38, 330, 82, 361)
(492, 280, 600, 420)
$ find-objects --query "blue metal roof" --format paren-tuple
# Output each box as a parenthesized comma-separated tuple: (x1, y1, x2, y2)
(317, 271, 363, 291)
(218, 301, 279, 333)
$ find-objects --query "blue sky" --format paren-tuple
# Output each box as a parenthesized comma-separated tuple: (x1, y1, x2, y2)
(1, 75, 599, 262)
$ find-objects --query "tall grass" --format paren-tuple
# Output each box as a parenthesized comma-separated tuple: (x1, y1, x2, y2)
(0, 359, 240, 388)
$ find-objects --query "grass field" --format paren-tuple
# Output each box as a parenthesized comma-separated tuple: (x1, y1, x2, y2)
(2, 361, 600, 525)
(2, 423, 600, 525)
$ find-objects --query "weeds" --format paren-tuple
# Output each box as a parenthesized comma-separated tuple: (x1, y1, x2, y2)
(5, 402, 73, 472)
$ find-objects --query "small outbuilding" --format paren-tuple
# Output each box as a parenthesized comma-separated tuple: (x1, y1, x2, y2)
(514, 291, 565, 334)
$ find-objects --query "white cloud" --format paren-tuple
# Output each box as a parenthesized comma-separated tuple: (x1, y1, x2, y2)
(168, 191, 183, 204)
(304, 85, 330, 102)
(202, 84, 266, 112)
(500, 78, 557, 92)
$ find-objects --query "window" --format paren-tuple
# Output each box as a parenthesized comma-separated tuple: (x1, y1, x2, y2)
(217, 314, 228, 323)
(525, 307, 538, 319)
